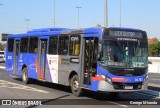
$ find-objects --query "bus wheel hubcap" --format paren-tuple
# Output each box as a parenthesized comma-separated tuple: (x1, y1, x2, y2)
(23, 72, 26, 81)
(73, 80, 79, 91)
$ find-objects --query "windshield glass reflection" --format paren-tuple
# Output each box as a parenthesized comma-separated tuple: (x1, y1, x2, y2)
(101, 40, 148, 68)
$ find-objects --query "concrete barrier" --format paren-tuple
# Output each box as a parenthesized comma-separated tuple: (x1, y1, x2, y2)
(148, 57, 160, 62)
(148, 57, 160, 73)
(148, 63, 160, 73)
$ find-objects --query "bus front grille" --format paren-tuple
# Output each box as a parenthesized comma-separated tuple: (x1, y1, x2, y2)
(112, 82, 142, 90)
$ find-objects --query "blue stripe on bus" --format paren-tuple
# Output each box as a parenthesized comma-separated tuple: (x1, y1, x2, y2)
(27, 54, 38, 79)
(97, 63, 147, 83)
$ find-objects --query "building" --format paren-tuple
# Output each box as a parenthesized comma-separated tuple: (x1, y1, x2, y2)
(148, 38, 158, 44)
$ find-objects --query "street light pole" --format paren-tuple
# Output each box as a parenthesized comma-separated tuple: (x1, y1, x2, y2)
(76, 7, 81, 29)
(54, 0, 56, 27)
(104, 0, 108, 27)
(25, 19, 30, 31)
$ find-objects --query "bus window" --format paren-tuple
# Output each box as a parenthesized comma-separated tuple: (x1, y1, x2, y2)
(49, 36, 58, 55)
(58, 36, 69, 55)
(29, 37, 38, 54)
(20, 37, 29, 53)
(16, 41, 19, 56)
(69, 35, 80, 56)
(8, 38, 14, 52)
(41, 40, 47, 54)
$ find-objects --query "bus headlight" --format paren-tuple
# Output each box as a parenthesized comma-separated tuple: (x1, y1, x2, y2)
(101, 74, 106, 79)
(100, 74, 112, 84)
(106, 77, 112, 84)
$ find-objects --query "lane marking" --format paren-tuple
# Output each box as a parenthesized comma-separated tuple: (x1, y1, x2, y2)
(149, 83, 160, 88)
(107, 101, 128, 107)
(0, 79, 49, 93)
(9, 75, 19, 78)
(150, 79, 160, 81)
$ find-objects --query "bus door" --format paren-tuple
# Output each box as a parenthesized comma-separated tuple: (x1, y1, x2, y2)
(81, 37, 98, 87)
(13, 39, 20, 75)
(38, 39, 48, 80)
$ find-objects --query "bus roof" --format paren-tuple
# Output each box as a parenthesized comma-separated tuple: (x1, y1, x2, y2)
(7, 27, 102, 38)
(27, 28, 71, 33)
(7, 27, 145, 39)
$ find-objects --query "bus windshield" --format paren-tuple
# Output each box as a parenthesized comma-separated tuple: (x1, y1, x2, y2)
(101, 40, 148, 68)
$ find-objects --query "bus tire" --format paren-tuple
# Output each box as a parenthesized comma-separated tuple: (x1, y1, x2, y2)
(71, 75, 83, 97)
(22, 67, 30, 84)
(109, 92, 119, 96)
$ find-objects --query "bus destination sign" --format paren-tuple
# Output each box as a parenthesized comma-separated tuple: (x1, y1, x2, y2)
(109, 30, 143, 38)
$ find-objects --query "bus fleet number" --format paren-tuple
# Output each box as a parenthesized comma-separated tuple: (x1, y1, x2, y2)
(8, 56, 12, 60)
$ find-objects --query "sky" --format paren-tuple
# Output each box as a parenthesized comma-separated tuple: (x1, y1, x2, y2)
(0, 0, 160, 42)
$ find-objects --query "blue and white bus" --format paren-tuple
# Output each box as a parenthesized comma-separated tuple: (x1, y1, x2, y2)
(6, 27, 148, 96)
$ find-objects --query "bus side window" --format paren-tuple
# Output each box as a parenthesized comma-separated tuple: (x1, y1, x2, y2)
(34, 48, 38, 53)
(41, 40, 47, 54)
(58, 35, 69, 55)
(8, 38, 14, 52)
(69, 35, 80, 56)
(49, 36, 58, 55)
(29, 37, 38, 54)
(20, 37, 29, 53)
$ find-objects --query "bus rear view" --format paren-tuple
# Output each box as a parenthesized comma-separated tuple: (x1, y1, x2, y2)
(97, 28, 148, 93)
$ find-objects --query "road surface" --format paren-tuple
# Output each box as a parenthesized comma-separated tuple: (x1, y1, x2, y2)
(0, 63, 160, 108)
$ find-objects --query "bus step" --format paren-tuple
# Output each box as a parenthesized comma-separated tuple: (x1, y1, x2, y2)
(81, 87, 92, 90)
(38, 79, 46, 82)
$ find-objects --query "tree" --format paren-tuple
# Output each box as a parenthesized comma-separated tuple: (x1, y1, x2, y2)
(0, 43, 6, 51)
(96, 24, 102, 27)
(148, 41, 160, 56)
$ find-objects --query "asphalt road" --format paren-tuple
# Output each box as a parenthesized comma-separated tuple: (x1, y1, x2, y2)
(0, 63, 160, 108)
(149, 73, 160, 85)
(148, 73, 160, 91)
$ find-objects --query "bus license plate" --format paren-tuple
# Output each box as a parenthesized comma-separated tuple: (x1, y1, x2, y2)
(124, 86, 133, 90)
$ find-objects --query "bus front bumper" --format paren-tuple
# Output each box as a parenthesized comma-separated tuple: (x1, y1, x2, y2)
(98, 80, 148, 92)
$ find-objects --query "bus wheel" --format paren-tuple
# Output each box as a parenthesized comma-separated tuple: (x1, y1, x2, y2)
(109, 92, 119, 96)
(71, 75, 83, 96)
(22, 67, 30, 84)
